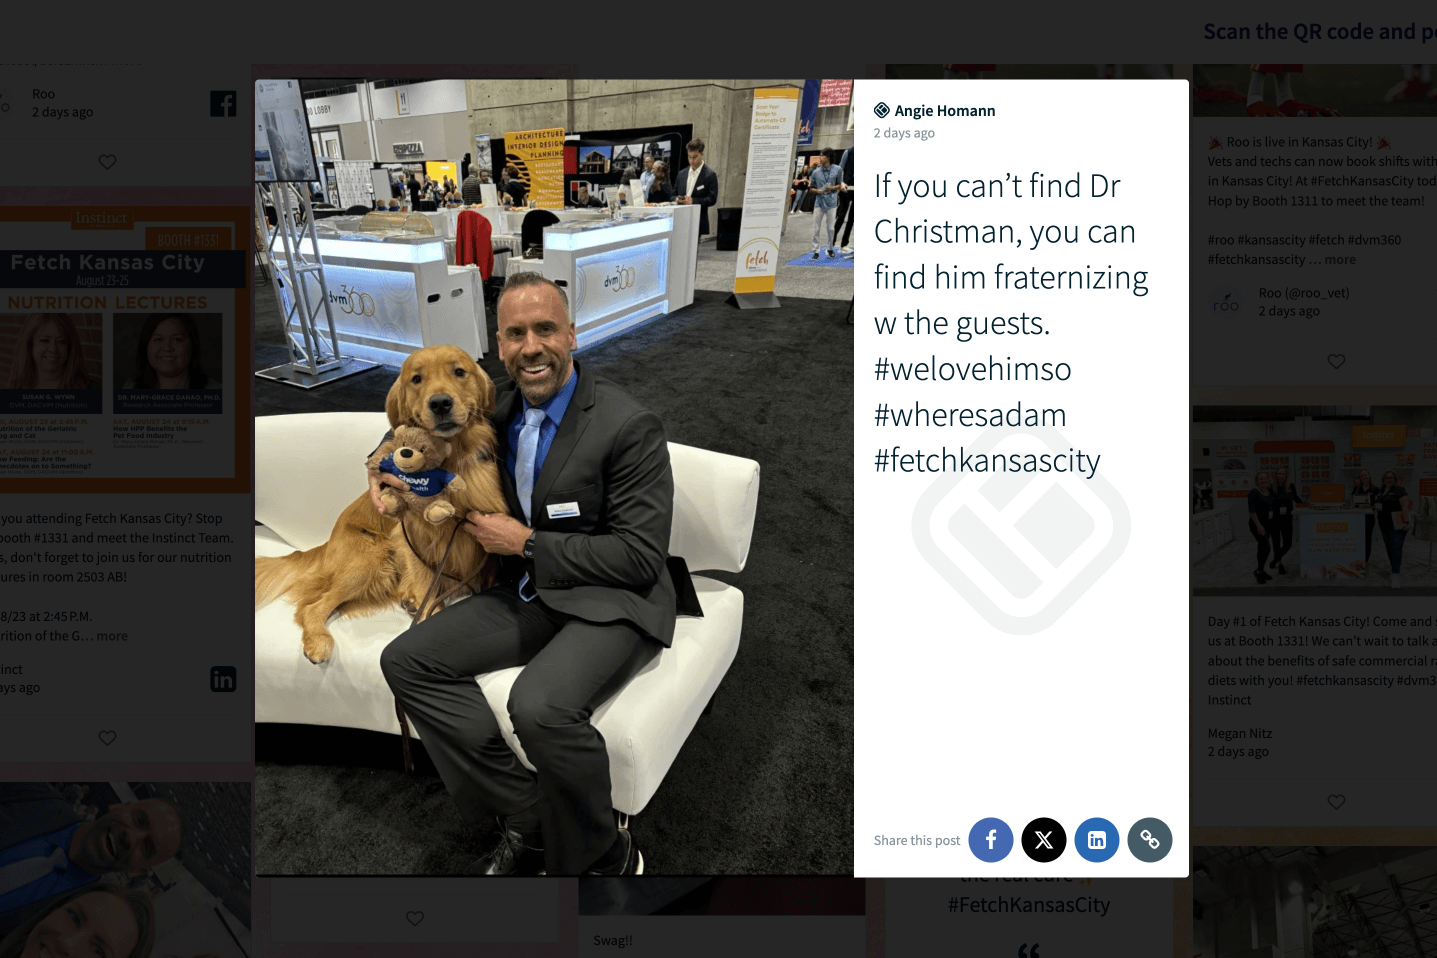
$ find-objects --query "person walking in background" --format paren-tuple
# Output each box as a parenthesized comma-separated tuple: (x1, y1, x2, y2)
(806, 148, 845, 259)
(1247, 471, 1276, 585)
(1350, 468, 1378, 568)
(1375, 470, 1414, 589)
(834, 145, 855, 254)
(1268, 466, 1302, 575)
(790, 162, 810, 213)
(462, 167, 485, 205)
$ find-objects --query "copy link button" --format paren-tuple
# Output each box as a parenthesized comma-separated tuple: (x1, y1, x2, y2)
(1125, 818, 1172, 863)
(1074, 818, 1118, 863)
(967, 818, 1013, 863)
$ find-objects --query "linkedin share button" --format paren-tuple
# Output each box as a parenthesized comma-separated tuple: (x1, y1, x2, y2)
(967, 818, 1013, 863)
(1021, 818, 1067, 863)
(1125, 818, 1173, 863)
(1074, 818, 1119, 863)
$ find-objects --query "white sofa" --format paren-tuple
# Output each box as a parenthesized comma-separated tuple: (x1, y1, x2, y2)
(254, 412, 759, 815)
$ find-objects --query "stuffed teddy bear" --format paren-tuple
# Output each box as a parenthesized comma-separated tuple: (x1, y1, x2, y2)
(365, 424, 469, 523)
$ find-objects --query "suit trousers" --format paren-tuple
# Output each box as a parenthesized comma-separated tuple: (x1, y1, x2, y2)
(380, 585, 660, 874)
(811, 206, 836, 250)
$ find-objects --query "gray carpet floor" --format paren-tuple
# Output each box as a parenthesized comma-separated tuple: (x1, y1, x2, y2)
(253, 276, 853, 875)
(692, 212, 855, 302)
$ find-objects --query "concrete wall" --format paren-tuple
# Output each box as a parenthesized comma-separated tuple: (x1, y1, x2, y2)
(811, 102, 854, 153)
(313, 82, 470, 163)
(337, 113, 472, 164)
(464, 80, 808, 214)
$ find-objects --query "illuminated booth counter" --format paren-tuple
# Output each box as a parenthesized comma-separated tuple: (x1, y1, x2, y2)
(507, 206, 700, 350)
(272, 232, 488, 366)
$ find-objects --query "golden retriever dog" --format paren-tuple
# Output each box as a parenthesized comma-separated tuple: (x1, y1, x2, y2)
(255, 345, 508, 664)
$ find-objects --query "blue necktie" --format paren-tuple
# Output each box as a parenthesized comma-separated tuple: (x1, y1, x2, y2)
(515, 406, 545, 601)
(0, 845, 68, 896)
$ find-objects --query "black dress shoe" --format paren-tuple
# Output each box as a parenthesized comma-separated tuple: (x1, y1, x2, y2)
(470, 818, 544, 876)
(586, 826, 644, 875)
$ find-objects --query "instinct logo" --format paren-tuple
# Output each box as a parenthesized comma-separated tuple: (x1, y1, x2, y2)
(604, 266, 637, 292)
(1316, 522, 1349, 533)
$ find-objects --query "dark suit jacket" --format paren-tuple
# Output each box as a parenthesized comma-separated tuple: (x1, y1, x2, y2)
(493, 361, 679, 646)
(0, 784, 87, 936)
(672, 164, 719, 235)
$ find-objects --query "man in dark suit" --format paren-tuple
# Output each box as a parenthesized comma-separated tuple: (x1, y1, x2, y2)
(0, 784, 182, 935)
(378, 271, 678, 876)
(672, 137, 719, 235)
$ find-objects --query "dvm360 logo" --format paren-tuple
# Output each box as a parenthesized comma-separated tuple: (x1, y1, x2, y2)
(604, 266, 637, 292)
(331, 284, 376, 316)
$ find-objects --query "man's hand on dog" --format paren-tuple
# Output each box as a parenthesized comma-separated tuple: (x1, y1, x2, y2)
(369, 469, 408, 514)
(463, 511, 531, 555)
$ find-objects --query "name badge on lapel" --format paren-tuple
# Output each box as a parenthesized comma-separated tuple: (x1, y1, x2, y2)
(547, 501, 580, 519)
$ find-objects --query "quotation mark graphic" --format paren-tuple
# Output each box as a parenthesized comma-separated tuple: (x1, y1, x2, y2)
(911, 425, 1130, 634)
(873, 102, 891, 118)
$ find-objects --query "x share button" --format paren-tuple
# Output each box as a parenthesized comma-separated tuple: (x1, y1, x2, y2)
(1021, 817, 1066, 863)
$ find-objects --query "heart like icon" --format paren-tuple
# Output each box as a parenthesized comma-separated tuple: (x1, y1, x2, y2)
(1327, 794, 1346, 809)
(97, 154, 117, 170)
(1327, 354, 1346, 369)
(405, 911, 424, 927)
(97, 730, 116, 745)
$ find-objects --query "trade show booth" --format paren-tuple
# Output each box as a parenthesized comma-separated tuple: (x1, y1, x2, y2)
(271, 230, 487, 365)
(503, 206, 701, 349)
(1191, 409, 1437, 593)
(258, 103, 708, 373)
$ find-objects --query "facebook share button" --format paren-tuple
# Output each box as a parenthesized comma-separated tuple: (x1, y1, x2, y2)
(1074, 817, 1119, 863)
(968, 817, 1014, 863)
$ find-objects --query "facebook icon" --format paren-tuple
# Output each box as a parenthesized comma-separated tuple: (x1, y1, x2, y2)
(968, 817, 1014, 863)
(210, 91, 236, 117)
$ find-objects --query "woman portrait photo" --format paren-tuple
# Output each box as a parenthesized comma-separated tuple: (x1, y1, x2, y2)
(0, 885, 154, 958)
(119, 314, 221, 391)
(2, 313, 99, 390)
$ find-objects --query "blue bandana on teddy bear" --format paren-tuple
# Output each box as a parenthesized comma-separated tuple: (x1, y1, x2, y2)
(378, 456, 458, 497)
